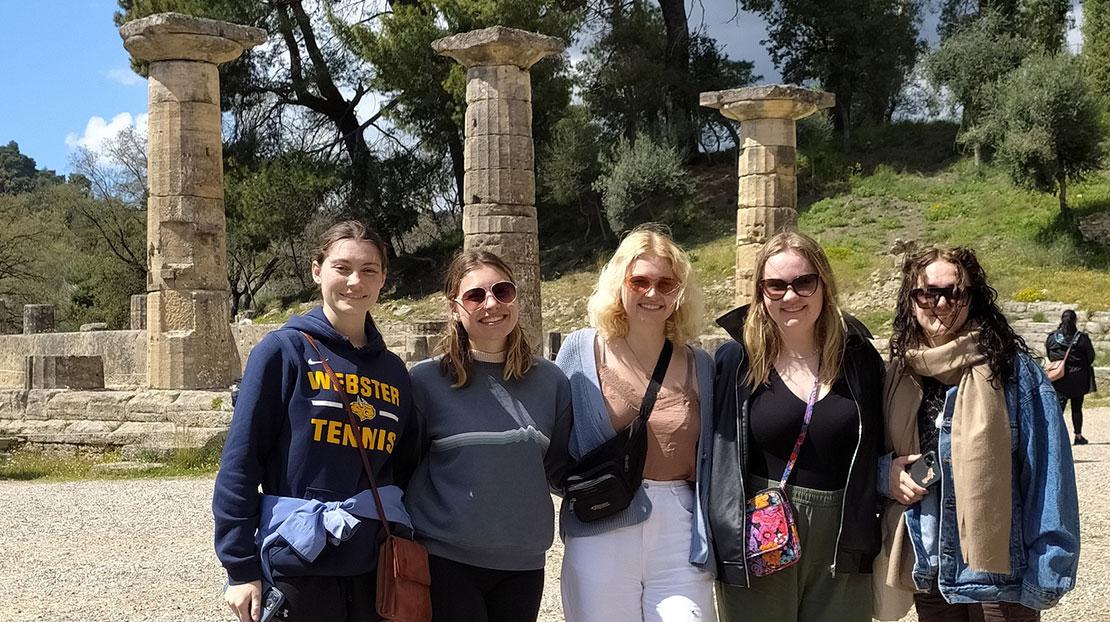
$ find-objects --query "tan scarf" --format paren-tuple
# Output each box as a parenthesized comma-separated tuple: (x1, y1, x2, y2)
(882, 331, 1012, 588)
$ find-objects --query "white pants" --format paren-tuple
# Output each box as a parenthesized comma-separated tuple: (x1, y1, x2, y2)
(561, 480, 716, 622)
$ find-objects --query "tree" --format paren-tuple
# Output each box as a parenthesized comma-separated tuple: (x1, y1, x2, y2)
(345, 0, 582, 206)
(0, 141, 63, 195)
(594, 134, 694, 233)
(68, 126, 147, 278)
(978, 54, 1104, 216)
(115, 1, 415, 255)
(580, 1, 758, 153)
(1084, 0, 1110, 100)
(740, 0, 924, 149)
(926, 10, 1031, 165)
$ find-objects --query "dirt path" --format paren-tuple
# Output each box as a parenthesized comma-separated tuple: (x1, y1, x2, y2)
(1, 409, 1106, 621)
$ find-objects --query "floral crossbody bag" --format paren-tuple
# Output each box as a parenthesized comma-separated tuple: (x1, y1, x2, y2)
(745, 376, 820, 577)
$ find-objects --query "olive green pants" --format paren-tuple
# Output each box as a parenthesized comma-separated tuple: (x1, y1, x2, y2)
(717, 476, 872, 622)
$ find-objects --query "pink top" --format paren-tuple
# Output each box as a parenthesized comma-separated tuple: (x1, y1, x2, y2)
(598, 343, 700, 482)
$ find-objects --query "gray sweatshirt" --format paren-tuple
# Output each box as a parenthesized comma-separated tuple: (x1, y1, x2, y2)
(404, 357, 572, 571)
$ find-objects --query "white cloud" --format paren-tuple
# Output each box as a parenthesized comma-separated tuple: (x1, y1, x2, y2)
(65, 112, 149, 156)
(106, 67, 143, 86)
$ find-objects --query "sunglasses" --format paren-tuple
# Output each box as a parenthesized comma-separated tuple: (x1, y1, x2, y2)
(455, 281, 518, 312)
(759, 274, 821, 300)
(910, 286, 964, 309)
(625, 275, 682, 296)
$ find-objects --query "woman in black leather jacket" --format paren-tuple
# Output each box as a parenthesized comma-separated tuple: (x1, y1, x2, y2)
(707, 231, 885, 622)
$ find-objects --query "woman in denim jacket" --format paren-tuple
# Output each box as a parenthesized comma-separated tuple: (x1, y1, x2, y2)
(876, 246, 1080, 621)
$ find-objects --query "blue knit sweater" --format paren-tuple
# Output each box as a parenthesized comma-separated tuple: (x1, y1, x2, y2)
(555, 328, 715, 572)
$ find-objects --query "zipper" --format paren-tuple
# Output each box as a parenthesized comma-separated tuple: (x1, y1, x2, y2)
(831, 368, 864, 577)
(734, 356, 751, 587)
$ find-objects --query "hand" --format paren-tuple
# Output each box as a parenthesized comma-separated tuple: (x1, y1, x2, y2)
(889, 454, 928, 505)
(225, 580, 262, 622)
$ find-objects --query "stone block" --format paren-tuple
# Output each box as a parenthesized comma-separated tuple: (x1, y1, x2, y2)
(432, 26, 564, 70)
(147, 102, 224, 199)
(148, 290, 236, 389)
(545, 331, 562, 360)
(465, 99, 532, 138)
(148, 61, 219, 105)
(463, 168, 535, 205)
(738, 174, 797, 208)
(739, 118, 797, 149)
(25, 356, 105, 390)
(131, 295, 148, 330)
(23, 305, 55, 335)
(465, 232, 540, 266)
(737, 207, 798, 244)
(1086, 322, 1104, 334)
(463, 211, 539, 235)
(119, 13, 267, 65)
(466, 65, 532, 103)
(464, 135, 534, 171)
(80, 323, 109, 332)
(149, 218, 228, 291)
(739, 145, 796, 176)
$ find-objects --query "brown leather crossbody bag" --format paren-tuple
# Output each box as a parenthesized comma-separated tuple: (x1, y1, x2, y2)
(302, 332, 432, 622)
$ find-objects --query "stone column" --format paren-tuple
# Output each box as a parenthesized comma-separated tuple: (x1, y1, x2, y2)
(23, 304, 55, 335)
(120, 13, 265, 389)
(700, 85, 834, 305)
(432, 26, 564, 352)
(130, 294, 147, 330)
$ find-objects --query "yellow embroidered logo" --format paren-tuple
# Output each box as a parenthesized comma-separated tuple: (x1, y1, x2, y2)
(351, 397, 376, 422)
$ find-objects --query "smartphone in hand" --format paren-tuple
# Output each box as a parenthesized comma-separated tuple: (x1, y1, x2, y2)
(907, 450, 940, 489)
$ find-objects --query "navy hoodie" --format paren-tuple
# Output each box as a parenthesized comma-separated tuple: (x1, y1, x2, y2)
(213, 307, 415, 584)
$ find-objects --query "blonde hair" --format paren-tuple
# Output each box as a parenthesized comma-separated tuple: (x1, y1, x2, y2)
(743, 231, 845, 388)
(586, 224, 704, 344)
(436, 250, 533, 388)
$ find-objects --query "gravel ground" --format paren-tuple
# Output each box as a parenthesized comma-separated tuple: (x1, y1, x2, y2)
(2, 408, 1107, 622)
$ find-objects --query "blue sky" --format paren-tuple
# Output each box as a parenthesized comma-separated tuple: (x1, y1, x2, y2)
(0, 1, 1081, 176)
(0, 1, 148, 175)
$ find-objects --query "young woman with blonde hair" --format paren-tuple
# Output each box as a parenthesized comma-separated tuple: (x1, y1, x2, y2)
(555, 224, 716, 622)
(708, 230, 885, 622)
(403, 249, 572, 622)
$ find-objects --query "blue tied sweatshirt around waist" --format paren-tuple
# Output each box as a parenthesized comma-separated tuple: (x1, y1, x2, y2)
(213, 306, 416, 584)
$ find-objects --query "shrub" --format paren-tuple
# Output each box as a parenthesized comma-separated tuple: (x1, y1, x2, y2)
(594, 134, 694, 234)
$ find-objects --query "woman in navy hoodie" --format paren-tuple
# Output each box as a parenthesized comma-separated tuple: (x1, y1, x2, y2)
(214, 221, 417, 622)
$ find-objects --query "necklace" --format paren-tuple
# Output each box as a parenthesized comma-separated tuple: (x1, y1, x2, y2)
(618, 336, 661, 378)
(781, 350, 819, 360)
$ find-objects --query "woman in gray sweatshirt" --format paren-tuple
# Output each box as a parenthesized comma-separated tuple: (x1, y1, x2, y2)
(402, 249, 572, 622)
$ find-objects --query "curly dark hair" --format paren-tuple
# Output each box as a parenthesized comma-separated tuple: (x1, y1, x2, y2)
(890, 246, 1030, 386)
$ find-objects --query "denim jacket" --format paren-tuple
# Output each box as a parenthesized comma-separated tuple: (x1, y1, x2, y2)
(880, 353, 1080, 609)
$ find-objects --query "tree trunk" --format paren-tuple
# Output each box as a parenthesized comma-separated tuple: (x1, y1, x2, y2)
(1058, 171, 1070, 217)
(447, 128, 466, 208)
(659, 0, 697, 158)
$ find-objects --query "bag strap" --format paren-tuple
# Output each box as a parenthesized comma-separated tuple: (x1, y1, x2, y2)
(635, 339, 674, 428)
(300, 332, 393, 539)
(778, 375, 821, 489)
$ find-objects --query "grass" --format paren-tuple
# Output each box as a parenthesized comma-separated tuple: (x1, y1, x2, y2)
(0, 447, 220, 482)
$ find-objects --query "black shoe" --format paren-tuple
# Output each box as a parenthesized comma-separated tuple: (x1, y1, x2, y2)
(1075, 435, 1089, 446)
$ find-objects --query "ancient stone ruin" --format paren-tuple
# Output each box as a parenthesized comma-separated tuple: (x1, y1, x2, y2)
(700, 85, 835, 305)
(2, 18, 1104, 458)
(433, 26, 564, 352)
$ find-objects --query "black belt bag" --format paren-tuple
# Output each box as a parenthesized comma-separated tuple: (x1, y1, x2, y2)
(563, 340, 673, 523)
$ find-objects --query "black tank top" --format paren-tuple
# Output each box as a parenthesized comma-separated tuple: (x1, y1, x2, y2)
(748, 367, 860, 491)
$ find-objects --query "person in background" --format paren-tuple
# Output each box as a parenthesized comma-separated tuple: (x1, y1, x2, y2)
(556, 225, 716, 622)
(881, 246, 1080, 621)
(1046, 309, 1097, 445)
(403, 249, 572, 622)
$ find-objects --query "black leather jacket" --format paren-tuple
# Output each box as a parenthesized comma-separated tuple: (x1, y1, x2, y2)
(708, 305, 885, 586)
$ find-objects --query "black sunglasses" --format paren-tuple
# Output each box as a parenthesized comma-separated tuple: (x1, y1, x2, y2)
(910, 286, 964, 309)
(455, 281, 518, 312)
(759, 274, 821, 301)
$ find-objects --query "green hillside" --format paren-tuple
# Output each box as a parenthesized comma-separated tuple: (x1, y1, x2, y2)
(370, 125, 1110, 340)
